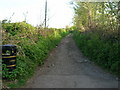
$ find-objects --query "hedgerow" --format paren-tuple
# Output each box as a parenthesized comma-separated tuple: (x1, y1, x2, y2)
(2, 22, 68, 87)
(2, 21, 35, 36)
(73, 30, 120, 77)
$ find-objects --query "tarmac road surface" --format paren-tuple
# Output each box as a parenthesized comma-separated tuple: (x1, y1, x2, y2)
(25, 34, 119, 88)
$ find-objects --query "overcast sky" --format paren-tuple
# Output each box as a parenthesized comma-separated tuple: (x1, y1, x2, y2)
(0, 0, 74, 28)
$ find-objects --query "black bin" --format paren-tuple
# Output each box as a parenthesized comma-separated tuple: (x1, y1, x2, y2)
(2, 45, 17, 71)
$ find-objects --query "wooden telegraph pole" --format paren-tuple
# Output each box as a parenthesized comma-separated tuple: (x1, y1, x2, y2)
(45, 0, 47, 28)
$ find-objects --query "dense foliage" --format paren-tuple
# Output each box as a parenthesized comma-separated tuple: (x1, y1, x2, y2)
(73, 30, 119, 77)
(2, 22, 68, 87)
(2, 21, 35, 36)
(73, 2, 119, 32)
(72, 1, 119, 77)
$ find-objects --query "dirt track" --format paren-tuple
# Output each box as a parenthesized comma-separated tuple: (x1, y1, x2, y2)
(25, 34, 118, 88)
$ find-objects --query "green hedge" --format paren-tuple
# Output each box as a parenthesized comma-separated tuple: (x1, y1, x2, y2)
(2, 28, 68, 88)
(73, 30, 120, 77)
(2, 21, 35, 35)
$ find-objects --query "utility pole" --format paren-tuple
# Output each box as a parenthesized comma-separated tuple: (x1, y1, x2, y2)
(45, 0, 47, 28)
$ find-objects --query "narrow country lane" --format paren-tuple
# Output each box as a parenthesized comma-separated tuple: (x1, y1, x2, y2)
(25, 34, 118, 88)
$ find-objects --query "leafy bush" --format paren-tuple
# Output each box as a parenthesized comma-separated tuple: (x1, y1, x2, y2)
(73, 30, 120, 77)
(2, 21, 35, 35)
(2, 24, 68, 82)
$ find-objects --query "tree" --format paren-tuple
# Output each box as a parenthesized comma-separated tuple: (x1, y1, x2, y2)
(73, 1, 119, 33)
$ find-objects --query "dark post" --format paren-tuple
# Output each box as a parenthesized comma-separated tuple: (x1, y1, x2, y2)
(45, 0, 47, 28)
